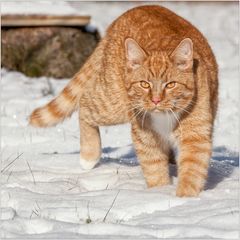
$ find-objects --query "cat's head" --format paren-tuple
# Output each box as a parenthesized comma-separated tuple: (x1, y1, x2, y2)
(124, 38, 195, 115)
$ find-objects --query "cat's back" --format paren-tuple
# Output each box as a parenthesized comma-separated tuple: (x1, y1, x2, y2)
(110, 5, 202, 40)
(107, 5, 216, 63)
(115, 5, 190, 33)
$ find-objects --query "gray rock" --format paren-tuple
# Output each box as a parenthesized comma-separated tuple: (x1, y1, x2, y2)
(1, 26, 100, 79)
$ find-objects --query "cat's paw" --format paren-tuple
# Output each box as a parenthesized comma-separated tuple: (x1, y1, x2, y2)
(79, 156, 99, 170)
(176, 181, 200, 197)
(146, 177, 171, 188)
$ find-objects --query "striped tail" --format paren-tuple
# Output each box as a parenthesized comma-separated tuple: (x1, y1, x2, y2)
(29, 71, 85, 128)
(29, 41, 103, 128)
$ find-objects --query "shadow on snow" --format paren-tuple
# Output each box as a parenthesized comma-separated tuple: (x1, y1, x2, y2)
(42, 144, 238, 190)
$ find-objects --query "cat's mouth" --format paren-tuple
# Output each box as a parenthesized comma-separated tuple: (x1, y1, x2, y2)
(147, 104, 175, 113)
(143, 103, 171, 113)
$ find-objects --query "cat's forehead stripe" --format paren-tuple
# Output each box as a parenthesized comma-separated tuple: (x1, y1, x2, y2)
(148, 59, 169, 80)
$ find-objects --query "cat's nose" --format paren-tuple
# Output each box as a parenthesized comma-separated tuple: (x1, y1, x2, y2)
(151, 97, 161, 105)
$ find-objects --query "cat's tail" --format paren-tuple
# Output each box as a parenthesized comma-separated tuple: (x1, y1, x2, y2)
(29, 70, 88, 128)
(29, 41, 103, 128)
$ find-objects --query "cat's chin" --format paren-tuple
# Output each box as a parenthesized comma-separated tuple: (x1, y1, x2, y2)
(150, 108, 165, 113)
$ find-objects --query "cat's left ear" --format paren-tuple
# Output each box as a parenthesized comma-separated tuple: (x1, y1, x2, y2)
(171, 38, 193, 70)
(125, 38, 147, 70)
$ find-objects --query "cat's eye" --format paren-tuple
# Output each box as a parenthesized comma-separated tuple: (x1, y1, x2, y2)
(166, 82, 176, 89)
(140, 81, 150, 89)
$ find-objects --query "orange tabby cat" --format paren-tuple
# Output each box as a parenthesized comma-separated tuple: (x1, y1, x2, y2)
(29, 5, 218, 197)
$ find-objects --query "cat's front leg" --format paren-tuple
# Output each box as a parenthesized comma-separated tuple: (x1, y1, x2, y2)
(131, 123, 170, 188)
(176, 127, 212, 197)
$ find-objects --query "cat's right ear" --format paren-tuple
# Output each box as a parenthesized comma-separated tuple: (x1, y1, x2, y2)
(125, 38, 147, 70)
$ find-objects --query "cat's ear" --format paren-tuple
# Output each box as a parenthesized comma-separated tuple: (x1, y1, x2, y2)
(125, 38, 147, 69)
(171, 38, 193, 70)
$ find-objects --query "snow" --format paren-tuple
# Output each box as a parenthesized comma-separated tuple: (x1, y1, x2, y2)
(1, 1, 239, 239)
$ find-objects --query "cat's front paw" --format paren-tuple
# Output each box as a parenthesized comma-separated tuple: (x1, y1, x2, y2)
(176, 181, 201, 197)
(146, 177, 171, 188)
(79, 156, 99, 170)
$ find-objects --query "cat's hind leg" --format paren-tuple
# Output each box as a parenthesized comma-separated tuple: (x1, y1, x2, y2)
(79, 119, 101, 170)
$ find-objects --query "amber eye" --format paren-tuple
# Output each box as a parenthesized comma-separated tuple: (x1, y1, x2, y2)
(166, 82, 176, 89)
(140, 81, 150, 89)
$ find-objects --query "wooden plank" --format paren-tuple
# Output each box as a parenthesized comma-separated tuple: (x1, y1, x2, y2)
(1, 14, 91, 27)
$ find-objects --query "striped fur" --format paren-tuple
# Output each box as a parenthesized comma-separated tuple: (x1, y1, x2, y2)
(30, 74, 81, 127)
(29, 45, 100, 128)
(29, 6, 218, 197)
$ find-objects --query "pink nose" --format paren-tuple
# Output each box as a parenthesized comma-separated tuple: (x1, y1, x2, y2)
(151, 97, 160, 105)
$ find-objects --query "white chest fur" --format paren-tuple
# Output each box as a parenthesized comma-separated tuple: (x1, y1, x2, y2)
(150, 112, 178, 140)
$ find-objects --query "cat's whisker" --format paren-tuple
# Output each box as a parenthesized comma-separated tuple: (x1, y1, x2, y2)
(129, 106, 143, 115)
(135, 108, 144, 119)
(128, 108, 142, 119)
(134, 108, 145, 119)
(170, 108, 183, 140)
(169, 109, 174, 131)
(141, 110, 147, 129)
(172, 105, 191, 115)
(129, 108, 144, 123)
(128, 112, 137, 122)
(128, 104, 143, 112)
(127, 102, 143, 110)
(165, 110, 171, 132)
(165, 110, 169, 129)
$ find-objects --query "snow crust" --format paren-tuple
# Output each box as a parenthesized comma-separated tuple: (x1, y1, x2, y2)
(1, 1, 239, 239)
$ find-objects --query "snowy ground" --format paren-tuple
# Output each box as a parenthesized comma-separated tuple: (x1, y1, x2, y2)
(1, 1, 239, 239)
